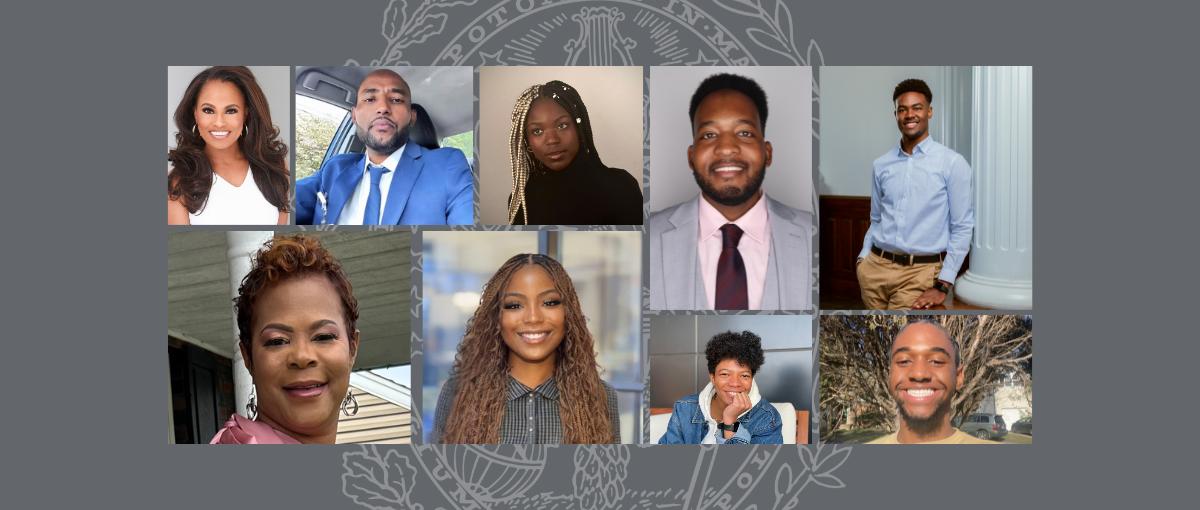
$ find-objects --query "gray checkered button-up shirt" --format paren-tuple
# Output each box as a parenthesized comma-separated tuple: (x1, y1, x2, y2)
(431, 375, 621, 444)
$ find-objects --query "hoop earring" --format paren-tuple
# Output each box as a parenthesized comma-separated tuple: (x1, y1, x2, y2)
(192, 125, 197, 135)
(342, 389, 359, 416)
(243, 124, 249, 137)
(246, 388, 258, 421)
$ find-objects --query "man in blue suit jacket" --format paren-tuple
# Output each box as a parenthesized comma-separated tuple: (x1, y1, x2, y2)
(296, 69, 473, 225)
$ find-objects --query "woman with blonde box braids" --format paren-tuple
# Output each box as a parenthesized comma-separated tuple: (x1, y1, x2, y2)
(506, 80, 642, 225)
(430, 254, 621, 444)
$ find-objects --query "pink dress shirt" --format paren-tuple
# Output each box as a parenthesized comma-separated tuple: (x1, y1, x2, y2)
(209, 413, 302, 444)
(697, 192, 772, 310)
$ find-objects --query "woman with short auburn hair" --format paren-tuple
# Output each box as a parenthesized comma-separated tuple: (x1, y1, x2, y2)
(210, 234, 359, 444)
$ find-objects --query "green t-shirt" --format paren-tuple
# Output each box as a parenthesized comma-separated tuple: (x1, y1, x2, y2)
(866, 430, 996, 444)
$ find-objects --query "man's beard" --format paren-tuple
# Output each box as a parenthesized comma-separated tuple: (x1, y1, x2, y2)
(357, 123, 410, 155)
(897, 390, 954, 438)
(693, 164, 767, 207)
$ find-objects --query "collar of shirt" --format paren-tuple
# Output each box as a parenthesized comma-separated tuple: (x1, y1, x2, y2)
(896, 135, 933, 157)
(506, 376, 560, 401)
(364, 143, 405, 174)
(337, 144, 405, 225)
(697, 191, 770, 245)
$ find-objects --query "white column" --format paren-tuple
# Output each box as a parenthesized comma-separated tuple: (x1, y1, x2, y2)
(227, 231, 275, 417)
(933, 66, 973, 161)
(955, 66, 1033, 309)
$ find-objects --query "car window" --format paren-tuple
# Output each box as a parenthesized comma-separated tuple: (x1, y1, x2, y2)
(296, 95, 350, 180)
(995, 417, 1006, 426)
(441, 131, 474, 159)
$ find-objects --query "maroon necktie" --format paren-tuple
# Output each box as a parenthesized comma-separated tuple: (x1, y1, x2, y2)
(715, 224, 748, 310)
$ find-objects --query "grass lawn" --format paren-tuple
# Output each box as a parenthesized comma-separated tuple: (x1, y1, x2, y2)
(1002, 433, 1032, 444)
(826, 428, 889, 444)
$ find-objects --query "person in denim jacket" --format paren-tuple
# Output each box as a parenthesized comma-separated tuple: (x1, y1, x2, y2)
(659, 330, 783, 444)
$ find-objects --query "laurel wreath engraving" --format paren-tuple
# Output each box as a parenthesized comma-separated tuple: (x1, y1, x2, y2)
(343, 446, 421, 510)
(711, 0, 824, 67)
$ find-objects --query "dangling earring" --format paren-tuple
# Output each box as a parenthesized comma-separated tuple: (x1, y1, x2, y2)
(341, 389, 359, 416)
(192, 124, 197, 135)
(246, 388, 258, 421)
(243, 124, 249, 137)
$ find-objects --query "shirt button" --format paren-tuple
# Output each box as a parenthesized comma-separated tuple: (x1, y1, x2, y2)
(528, 428, 533, 432)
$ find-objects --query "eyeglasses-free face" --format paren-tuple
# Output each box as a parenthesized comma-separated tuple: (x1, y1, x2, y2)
(688, 89, 771, 207)
(500, 265, 567, 368)
(194, 80, 245, 151)
(889, 323, 962, 427)
(243, 275, 358, 442)
(525, 97, 581, 172)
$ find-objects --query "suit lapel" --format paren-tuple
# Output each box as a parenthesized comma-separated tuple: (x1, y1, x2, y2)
(382, 144, 425, 225)
(662, 196, 700, 310)
(761, 239, 781, 310)
(325, 154, 366, 224)
(766, 198, 811, 310)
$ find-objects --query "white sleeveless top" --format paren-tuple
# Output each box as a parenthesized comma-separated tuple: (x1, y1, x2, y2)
(189, 167, 280, 225)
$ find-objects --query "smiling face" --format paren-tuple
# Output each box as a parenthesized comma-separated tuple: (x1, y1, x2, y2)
(242, 275, 358, 441)
(352, 70, 416, 156)
(894, 91, 932, 143)
(888, 323, 963, 435)
(688, 89, 771, 207)
(708, 358, 754, 408)
(193, 80, 245, 151)
(500, 264, 567, 368)
(525, 97, 580, 171)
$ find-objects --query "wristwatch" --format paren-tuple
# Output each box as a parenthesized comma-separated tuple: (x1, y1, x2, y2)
(716, 420, 740, 433)
(932, 280, 950, 294)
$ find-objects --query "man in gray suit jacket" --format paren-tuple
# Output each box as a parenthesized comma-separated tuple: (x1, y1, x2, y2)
(649, 73, 812, 311)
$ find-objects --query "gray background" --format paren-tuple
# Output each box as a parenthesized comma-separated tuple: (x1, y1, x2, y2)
(167, 66, 292, 174)
(648, 315, 813, 417)
(649, 66, 813, 214)
(7, 0, 1195, 509)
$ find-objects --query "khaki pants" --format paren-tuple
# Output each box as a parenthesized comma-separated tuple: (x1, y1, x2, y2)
(856, 252, 944, 310)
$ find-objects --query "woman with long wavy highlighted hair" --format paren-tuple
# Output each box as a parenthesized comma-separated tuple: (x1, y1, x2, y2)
(168, 66, 290, 225)
(431, 254, 620, 444)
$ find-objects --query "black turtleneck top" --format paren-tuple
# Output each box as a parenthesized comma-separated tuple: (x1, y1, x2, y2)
(513, 155, 643, 225)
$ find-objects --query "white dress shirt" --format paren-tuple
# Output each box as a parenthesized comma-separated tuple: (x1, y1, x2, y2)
(337, 145, 405, 225)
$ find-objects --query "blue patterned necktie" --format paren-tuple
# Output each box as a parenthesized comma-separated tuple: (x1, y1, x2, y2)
(363, 164, 390, 225)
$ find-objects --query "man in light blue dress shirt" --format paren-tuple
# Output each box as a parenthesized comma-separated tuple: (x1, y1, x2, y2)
(855, 79, 974, 309)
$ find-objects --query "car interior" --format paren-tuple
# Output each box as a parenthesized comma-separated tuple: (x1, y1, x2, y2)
(294, 66, 474, 168)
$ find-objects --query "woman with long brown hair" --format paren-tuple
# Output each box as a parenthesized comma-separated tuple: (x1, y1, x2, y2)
(168, 66, 290, 225)
(430, 254, 621, 444)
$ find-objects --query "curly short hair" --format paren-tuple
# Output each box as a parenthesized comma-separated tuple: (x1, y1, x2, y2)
(893, 78, 933, 105)
(705, 330, 766, 375)
(689, 73, 769, 132)
(234, 234, 359, 363)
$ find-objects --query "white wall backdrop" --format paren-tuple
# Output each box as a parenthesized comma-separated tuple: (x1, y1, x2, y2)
(818, 66, 938, 196)
(649, 66, 812, 214)
(167, 66, 292, 173)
